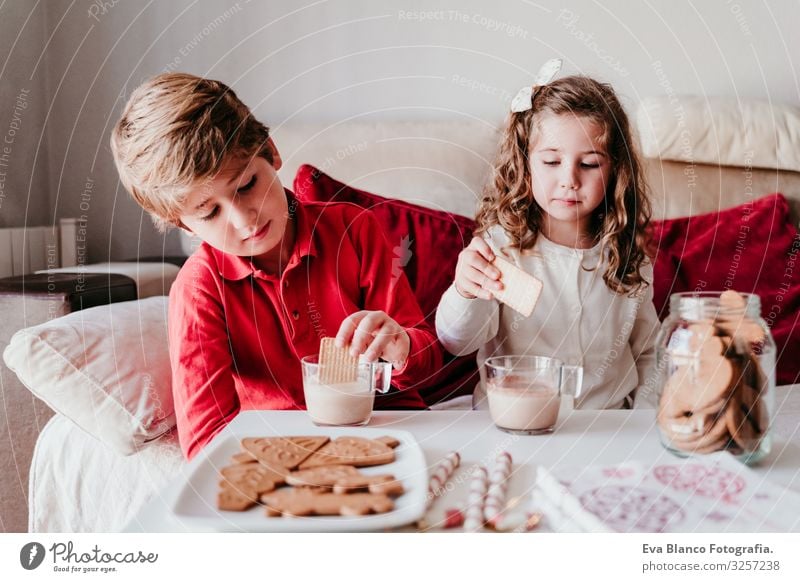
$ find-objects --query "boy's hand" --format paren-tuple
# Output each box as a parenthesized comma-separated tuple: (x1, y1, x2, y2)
(454, 236, 503, 300)
(335, 311, 410, 370)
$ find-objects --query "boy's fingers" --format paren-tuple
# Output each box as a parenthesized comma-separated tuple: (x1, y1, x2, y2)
(350, 311, 386, 357)
(335, 311, 367, 348)
(363, 324, 393, 362)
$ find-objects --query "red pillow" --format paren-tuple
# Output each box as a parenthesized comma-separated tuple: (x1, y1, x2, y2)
(294, 164, 479, 404)
(294, 164, 476, 324)
(650, 193, 800, 384)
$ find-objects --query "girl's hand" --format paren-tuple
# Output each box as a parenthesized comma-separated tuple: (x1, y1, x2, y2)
(335, 311, 410, 369)
(454, 237, 503, 300)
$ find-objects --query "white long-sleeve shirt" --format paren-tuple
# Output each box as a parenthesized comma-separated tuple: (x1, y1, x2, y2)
(435, 226, 661, 409)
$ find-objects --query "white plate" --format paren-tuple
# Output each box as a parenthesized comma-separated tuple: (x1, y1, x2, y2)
(170, 411, 428, 532)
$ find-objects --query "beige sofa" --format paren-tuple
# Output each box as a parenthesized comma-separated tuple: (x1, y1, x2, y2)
(3, 96, 800, 532)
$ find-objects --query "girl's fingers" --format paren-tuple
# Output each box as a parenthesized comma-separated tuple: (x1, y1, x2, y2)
(465, 251, 501, 281)
(465, 267, 497, 300)
(468, 265, 502, 293)
(469, 237, 496, 263)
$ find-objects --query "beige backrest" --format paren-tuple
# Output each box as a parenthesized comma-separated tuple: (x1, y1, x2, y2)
(270, 119, 800, 226)
(646, 159, 800, 224)
(272, 121, 500, 219)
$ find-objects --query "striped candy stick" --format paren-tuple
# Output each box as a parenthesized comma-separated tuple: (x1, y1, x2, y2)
(426, 451, 461, 509)
(484, 451, 513, 526)
(463, 465, 489, 532)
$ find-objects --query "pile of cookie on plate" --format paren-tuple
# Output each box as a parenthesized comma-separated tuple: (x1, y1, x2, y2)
(218, 435, 405, 517)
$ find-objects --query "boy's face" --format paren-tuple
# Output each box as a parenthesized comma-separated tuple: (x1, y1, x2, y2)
(179, 142, 290, 262)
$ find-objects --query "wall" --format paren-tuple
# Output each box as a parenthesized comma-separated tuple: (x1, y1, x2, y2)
(0, 0, 798, 260)
(0, 2, 51, 229)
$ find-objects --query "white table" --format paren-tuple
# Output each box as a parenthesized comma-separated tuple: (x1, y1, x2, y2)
(124, 386, 800, 532)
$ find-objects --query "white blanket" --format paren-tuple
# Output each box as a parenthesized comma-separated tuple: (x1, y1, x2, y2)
(29, 414, 184, 532)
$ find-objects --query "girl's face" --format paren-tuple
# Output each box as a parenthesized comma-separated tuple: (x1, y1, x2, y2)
(529, 113, 612, 245)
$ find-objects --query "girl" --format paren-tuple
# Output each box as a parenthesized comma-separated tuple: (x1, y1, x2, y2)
(436, 61, 660, 409)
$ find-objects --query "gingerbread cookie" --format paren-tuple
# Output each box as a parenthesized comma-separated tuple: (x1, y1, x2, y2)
(218, 485, 260, 512)
(298, 436, 395, 469)
(286, 465, 361, 488)
(218, 463, 288, 511)
(260, 488, 394, 517)
(286, 465, 404, 496)
(241, 436, 330, 470)
(332, 474, 404, 497)
(374, 435, 401, 449)
(231, 451, 256, 464)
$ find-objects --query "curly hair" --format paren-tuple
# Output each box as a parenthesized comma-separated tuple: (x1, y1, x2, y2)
(110, 73, 272, 232)
(475, 75, 652, 295)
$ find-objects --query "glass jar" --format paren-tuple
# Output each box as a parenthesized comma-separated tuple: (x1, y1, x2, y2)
(655, 291, 775, 465)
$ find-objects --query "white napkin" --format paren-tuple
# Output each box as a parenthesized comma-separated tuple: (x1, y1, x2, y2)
(531, 452, 800, 532)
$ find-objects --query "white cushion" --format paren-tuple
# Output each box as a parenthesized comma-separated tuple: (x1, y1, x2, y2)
(637, 96, 800, 172)
(2, 296, 174, 455)
(272, 120, 499, 217)
(37, 262, 180, 298)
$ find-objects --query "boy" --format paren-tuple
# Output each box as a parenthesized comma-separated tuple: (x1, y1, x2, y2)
(111, 73, 441, 459)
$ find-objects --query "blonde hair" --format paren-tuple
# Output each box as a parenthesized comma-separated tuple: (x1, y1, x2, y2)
(476, 75, 652, 295)
(110, 73, 272, 231)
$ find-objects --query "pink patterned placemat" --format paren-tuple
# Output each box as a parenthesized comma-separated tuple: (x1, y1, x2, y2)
(532, 452, 800, 532)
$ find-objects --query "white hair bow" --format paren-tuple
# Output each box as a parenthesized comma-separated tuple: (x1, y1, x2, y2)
(510, 58, 563, 113)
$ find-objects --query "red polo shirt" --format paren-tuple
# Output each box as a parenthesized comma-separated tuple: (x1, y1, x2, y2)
(168, 192, 441, 459)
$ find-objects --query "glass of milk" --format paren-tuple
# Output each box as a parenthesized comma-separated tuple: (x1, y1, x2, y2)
(301, 356, 392, 426)
(485, 356, 579, 435)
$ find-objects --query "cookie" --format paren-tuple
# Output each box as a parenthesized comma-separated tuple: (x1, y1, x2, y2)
(299, 436, 395, 469)
(241, 436, 330, 470)
(718, 290, 765, 345)
(286, 465, 361, 488)
(686, 323, 725, 360)
(374, 435, 401, 449)
(332, 474, 405, 497)
(286, 465, 404, 496)
(319, 337, 358, 384)
(231, 451, 256, 464)
(220, 462, 287, 489)
(218, 484, 259, 511)
(657, 407, 712, 439)
(677, 414, 730, 451)
(726, 386, 763, 451)
(261, 488, 394, 517)
(660, 413, 730, 455)
(670, 358, 734, 412)
(217, 463, 288, 511)
(491, 256, 543, 317)
(720, 289, 746, 309)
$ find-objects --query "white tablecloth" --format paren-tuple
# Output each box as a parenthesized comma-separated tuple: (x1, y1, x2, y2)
(124, 385, 800, 532)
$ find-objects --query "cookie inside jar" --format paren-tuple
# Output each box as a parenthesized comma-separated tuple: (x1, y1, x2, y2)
(656, 290, 775, 465)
